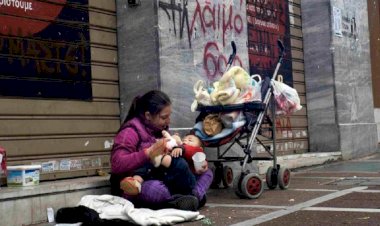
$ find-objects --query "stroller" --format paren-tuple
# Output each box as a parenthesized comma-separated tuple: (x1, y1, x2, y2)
(192, 40, 291, 199)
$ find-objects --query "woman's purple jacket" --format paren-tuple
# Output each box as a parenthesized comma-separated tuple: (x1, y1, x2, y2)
(111, 117, 157, 175)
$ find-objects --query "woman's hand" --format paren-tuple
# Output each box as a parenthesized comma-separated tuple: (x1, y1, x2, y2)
(171, 147, 183, 158)
(144, 139, 166, 156)
(145, 139, 168, 167)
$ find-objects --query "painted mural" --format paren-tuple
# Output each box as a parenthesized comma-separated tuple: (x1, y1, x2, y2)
(0, 0, 91, 100)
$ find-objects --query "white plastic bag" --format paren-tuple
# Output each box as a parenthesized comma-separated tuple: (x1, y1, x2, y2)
(271, 79, 302, 116)
(191, 80, 213, 112)
(251, 74, 262, 101)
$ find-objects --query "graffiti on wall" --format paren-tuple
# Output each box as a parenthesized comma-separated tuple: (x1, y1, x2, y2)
(159, 0, 192, 47)
(157, 0, 305, 148)
(0, 0, 92, 100)
(159, 0, 246, 81)
(247, 0, 293, 85)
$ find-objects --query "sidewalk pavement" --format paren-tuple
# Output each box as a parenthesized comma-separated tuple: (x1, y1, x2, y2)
(29, 152, 380, 226)
(179, 152, 380, 226)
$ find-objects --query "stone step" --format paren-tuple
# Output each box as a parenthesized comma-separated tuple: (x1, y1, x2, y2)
(0, 176, 110, 226)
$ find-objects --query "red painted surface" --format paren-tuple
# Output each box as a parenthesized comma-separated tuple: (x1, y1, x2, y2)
(0, 0, 66, 36)
(0, 147, 6, 176)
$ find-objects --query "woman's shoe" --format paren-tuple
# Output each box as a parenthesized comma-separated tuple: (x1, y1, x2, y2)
(167, 195, 199, 211)
(120, 177, 141, 196)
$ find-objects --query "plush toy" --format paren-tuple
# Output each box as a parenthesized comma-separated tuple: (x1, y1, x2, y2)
(219, 66, 252, 90)
(191, 80, 213, 112)
(162, 130, 182, 149)
(210, 79, 241, 105)
(209, 66, 251, 105)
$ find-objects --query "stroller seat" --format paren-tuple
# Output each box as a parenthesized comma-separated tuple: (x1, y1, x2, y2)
(193, 121, 244, 147)
(193, 101, 265, 146)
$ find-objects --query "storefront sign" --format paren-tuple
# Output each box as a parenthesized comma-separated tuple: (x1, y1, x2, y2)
(0, 0, 92, 100)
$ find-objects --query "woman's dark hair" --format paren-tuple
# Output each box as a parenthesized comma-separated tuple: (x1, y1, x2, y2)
(124, 90, 171, 123)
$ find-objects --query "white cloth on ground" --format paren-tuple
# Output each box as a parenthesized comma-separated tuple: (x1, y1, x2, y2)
(78, 195, 204, 226)
(55, 224, 82, 226)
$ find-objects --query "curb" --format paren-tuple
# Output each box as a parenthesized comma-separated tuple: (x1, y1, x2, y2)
(257, 152, 342, 174)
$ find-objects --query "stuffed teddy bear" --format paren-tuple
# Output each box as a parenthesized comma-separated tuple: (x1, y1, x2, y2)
(219, 66, 252, 89)
(209, 66, 251, 105)
(210, 79, 241, 105)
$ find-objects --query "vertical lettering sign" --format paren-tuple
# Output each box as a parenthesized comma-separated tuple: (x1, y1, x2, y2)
(247, 0, 293, 85)
(0, 0, 91, 100)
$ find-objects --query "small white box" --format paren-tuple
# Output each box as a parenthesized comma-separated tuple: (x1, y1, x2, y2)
(6, 165, 41, 187)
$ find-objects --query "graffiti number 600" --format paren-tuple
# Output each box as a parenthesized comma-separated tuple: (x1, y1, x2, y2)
(203, 42, 242, 80)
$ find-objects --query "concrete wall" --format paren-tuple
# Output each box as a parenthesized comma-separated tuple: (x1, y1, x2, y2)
(157, 0, 249, 129)
(302, 0, 378, 159)
(117, 0, 248, 128)
(302, 0, 339, 153)
(117, 0, 161, 121)
(374, 109, 380, 142)
(117, 0, 248, 127)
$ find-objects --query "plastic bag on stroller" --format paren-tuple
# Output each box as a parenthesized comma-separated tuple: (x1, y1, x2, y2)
(271, 80, 302, 116)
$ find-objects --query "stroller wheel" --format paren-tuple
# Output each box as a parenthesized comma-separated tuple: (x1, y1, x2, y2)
(233, 173, 246, 198)
(222, 166, 234, 188)
(265, 166, 278, 189)
(240, 173, 264, 199)
(278, 167, 291, 189)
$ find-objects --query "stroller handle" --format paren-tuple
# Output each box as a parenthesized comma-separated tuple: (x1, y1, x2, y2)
(226, 41, 236, 68)
(277, 39, 285, 63)
(270, 39, 285, 81)
(277, 40, 284, 54)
